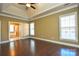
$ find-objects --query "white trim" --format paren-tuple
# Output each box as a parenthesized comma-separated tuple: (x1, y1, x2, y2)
(1, 36, 79, 48)
(30, 5, 78, 21)
(0, 4, 78, 21)
(59, 12, 77, 17)
(31, 4, 65, 17)
(0, 36, 30, 44)
(0, 12, 29, 21)
(30, 37, 79, 48)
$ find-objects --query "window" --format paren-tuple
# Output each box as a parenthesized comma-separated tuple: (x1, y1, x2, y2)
(9, 24, 15, 32)
(30, 22, 35, 36)
(59, 12, 78, 42)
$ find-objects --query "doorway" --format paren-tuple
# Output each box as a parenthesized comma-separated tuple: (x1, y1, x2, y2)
(9, 22, 19, 41)
(9, 22, 29, 41)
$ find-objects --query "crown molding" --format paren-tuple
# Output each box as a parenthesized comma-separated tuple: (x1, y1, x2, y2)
(0, 3, 30, 21)
(30, 4, 78, 21)
(0, 12, 30, 21)
(0, 11, 29, 21)
(0, 4, 78, 22)
(31, 4, 64, 17)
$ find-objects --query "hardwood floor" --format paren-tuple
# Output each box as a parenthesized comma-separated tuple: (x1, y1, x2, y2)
(0, 38, 79, 56)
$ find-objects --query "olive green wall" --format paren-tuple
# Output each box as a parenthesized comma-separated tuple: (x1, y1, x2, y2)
(34, 7, 79, 44)
(0, 16, 28, 41)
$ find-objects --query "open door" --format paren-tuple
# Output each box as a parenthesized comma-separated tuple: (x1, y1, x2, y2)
(9, 22, 29, 40)
(9, 22, 19, 40)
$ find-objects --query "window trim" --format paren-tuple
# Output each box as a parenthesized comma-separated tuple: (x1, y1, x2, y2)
(59, 12, 78, 43)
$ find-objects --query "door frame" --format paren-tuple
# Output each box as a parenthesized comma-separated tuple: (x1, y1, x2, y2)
(0, 21, 1, 42)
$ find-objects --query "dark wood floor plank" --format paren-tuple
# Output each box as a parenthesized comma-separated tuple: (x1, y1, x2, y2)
(0, 38, 79, 56)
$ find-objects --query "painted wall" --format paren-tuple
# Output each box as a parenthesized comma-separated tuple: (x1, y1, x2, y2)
(19, 23, 29, 38)
(0, 16, 28, 41)
(0, 21, 1, 42)
(34, 7, 79, 44)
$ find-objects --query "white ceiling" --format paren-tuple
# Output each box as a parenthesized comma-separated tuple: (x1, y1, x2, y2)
(0, 3, 78, 21)
(25, 3, 63, 17)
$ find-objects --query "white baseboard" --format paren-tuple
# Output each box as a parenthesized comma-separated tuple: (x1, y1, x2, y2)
(0, 40, 11, 44)
(0, 36, 30, 44)
(0, 36, 79, 48)
(30, 37, 79, 48)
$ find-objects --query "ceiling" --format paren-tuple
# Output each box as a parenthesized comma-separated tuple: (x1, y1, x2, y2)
(0, 3, 78, 21)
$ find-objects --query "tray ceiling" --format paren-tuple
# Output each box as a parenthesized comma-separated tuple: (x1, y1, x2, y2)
(0, 3, 78, 21)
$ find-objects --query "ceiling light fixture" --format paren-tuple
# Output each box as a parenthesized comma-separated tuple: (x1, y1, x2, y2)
(26, 3, 31, 7)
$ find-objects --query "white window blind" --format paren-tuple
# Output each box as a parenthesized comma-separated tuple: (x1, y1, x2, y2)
(59, 12, 77, 42)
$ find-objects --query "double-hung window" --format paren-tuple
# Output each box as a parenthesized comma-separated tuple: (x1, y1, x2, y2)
(59, 12, 78, 42)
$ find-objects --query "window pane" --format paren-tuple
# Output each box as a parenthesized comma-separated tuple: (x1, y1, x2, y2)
(69, 15, 76, 27)
(60, 15, 76, 27)
(60, 16, 70, 27)
(30, 22, 35, 35)
(9, 24, 14, 32)
(60, 27, 76, 40)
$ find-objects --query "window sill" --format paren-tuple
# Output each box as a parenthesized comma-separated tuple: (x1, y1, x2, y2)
(60, 39, 78, 44)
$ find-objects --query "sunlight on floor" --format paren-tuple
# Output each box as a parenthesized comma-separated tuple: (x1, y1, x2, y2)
(10, 41, 15, 56)
(30, 40, 35, 55)
(60, 48, 76, 56)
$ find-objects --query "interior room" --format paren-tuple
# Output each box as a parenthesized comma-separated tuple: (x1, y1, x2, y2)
(0, 3, 79, 56)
